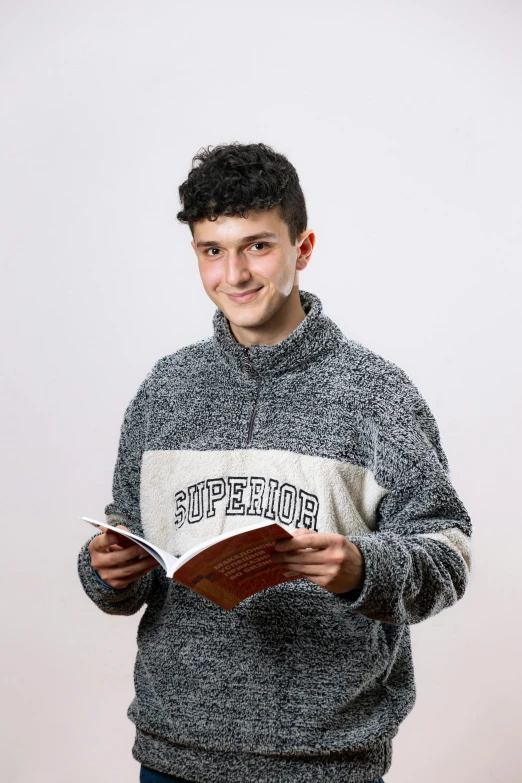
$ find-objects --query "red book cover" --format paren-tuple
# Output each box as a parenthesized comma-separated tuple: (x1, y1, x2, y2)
(173, 523, 300, 610)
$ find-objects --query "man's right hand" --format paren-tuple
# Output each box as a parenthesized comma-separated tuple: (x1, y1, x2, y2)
(88, 525, 159, 589)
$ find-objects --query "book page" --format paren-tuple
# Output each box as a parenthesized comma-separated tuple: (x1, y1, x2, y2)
(172, 519, 290, 573)
(80, 517, 179, 575)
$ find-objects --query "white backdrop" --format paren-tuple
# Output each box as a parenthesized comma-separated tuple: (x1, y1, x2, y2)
(1, 1, 521, 781)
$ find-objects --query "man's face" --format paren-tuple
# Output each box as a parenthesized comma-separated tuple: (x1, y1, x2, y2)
(191, 207, 313, 331)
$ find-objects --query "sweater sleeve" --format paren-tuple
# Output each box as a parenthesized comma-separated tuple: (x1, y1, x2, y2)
(77, 372, 157, 616)
(340, 391, 472, 626)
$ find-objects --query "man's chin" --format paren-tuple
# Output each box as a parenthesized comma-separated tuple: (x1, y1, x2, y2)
(226, 312, 266, 330)
(222, 302, 271, 330)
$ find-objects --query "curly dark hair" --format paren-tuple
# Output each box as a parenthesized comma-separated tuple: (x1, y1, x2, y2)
(177, 142, 307, 244)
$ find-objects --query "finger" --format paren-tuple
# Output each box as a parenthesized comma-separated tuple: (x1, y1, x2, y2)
(105, 527, 136, 549)
(114, 555, 158, 579)
(273, 563, 328, 576)
(291, 528, 314, 538)
(270, 549, 329, 565)
(107, 543, 148, 555)
(101, 543, 154, 567)
(274, 533, 332, 552)
(89, 531, 113, 551)
(90, 529, 125, 550)
(107, 541, 148, 554)
(98, 558, 160, 589)
(100, 555, 158, 581)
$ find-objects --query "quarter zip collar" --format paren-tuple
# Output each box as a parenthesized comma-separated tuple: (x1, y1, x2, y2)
(212, 290, 344, 379)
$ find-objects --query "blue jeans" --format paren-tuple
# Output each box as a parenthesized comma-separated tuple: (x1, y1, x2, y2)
(140, 768, 192, 782)
(140, 766, 384, 782)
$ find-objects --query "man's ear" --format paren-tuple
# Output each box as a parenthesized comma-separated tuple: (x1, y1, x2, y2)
(191, 239, 197, 256)
(296, 229, 315, 271)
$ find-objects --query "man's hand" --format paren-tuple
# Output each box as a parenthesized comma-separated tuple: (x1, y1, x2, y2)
(88, 525, 159, 590)
(269, 529, 365, 594)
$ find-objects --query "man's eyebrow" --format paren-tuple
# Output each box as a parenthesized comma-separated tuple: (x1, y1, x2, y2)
(195, 232, 279, 248)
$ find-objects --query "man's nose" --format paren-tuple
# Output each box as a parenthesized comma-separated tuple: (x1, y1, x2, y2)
(224, 251, 251, 287)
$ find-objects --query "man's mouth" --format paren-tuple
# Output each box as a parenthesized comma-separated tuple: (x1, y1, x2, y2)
(225, 287, 262, 303)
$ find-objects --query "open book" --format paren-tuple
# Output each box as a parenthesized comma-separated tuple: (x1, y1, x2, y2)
(81, 517, 300, 610)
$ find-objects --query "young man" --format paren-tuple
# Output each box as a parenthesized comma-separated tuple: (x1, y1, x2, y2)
(78, 143, 472, 783)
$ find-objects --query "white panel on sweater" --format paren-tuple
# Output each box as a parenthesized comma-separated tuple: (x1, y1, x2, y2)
(140, 449, 390, 556)
(419, 528, 472, 574)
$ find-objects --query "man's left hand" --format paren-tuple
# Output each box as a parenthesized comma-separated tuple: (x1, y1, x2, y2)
(269, 529, 365, 594)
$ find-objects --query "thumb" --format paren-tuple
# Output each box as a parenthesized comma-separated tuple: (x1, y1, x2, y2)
(103, 524, 126, 545)
(109, 524, 134, 548)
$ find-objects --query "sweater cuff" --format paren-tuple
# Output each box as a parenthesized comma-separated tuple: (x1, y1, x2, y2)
(335, 533, 401, 613)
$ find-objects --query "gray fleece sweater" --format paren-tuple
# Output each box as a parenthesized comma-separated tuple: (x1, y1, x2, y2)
(78, 290, 472, 783)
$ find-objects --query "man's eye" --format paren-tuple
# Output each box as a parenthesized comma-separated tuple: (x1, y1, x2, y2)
(206, 247, 221, 256)
(251, 242, 268, 251)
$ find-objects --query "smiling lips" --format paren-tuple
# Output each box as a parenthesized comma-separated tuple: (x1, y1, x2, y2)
(225, 287, 262, 303)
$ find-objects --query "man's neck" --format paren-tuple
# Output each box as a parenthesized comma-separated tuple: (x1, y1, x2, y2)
(229, 287, 306, 348)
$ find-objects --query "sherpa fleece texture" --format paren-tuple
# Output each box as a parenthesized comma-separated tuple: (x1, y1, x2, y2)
(78, 290, 472, 783)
